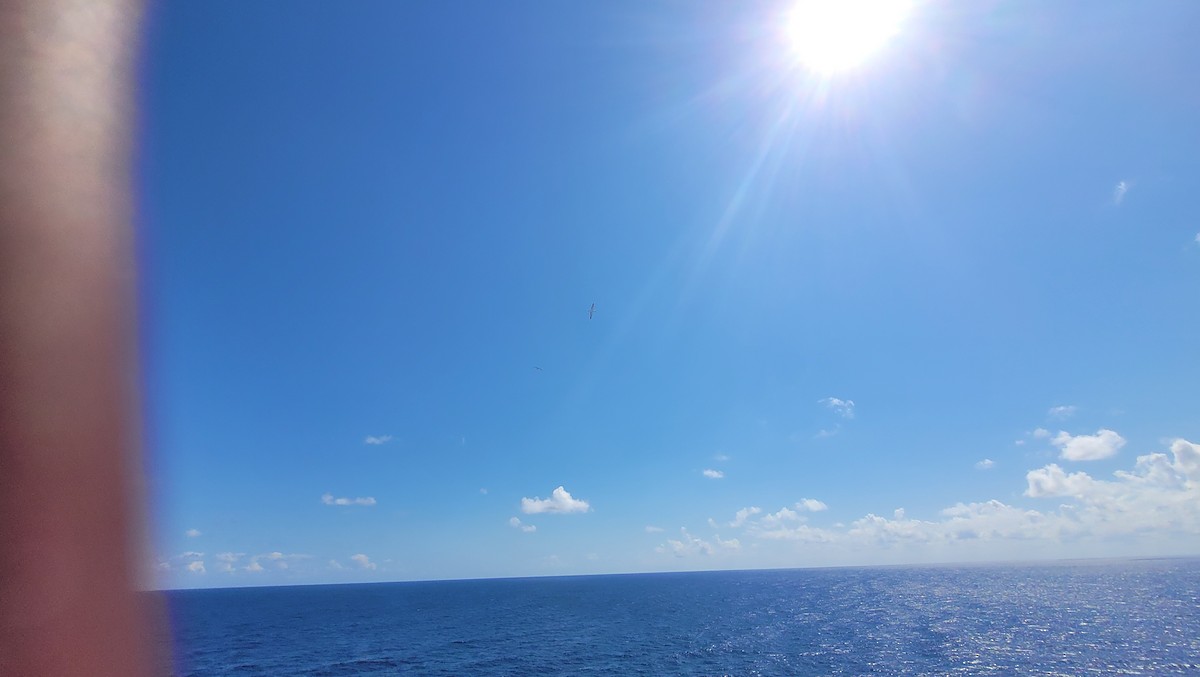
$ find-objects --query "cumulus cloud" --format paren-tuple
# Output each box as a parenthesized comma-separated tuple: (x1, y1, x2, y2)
(322, 493, 377, 506)
(761, 507, 802, 526)
(796, 498, 828, 512)
(185, 528, 201, 538)
(350, 553, 377, 570)
(729, 506, 762, 528)
(699, 438, 1200, 554)
(364, 435, 393, 445)
(844, 500, 1062, 545)
(1032, 428, 1051, 439)
(214, 552, 244, 573)
(644, 525, 664, 533)
(1048, 405, 1078, 419)
(240, 551, 309, 572)
(1051, 429, 1125, 461)
(975, 459, 996, 470)
(520, 486, 591, 514)
(657, 528, 715, 557)
(702, 469, 724, 479)
(732, 502, 825, 537)
(1025, 464, 1096, 498)
(508, 516, 536, 533)
(1113, 180, 1129, 205)
(1169, 438, 1200, 476)
(753, 506, 835, 542)
(1020, 438, 1200, 533)
(158, 551, 206, 573)
(819, 397, 855, 419)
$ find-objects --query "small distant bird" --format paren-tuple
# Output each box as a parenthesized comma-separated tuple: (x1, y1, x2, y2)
(588, 302, 596, 319)
(533, 366, 543, 372)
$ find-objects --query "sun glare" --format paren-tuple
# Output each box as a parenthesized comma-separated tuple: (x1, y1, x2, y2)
(784, 0, 912, 74)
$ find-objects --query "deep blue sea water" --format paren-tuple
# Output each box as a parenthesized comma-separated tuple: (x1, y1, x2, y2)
(165, 558, 1200, 675)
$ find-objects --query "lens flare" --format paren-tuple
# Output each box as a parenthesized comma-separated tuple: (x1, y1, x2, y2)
(784, 0, 912, 74)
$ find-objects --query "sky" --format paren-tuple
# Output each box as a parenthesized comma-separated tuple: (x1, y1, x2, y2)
(138, 1, 1200, 589)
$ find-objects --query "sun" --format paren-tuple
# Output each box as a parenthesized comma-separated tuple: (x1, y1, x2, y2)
(784, 0, 912, 74)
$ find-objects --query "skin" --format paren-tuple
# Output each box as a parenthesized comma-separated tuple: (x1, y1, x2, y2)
(0, 1, 159, 674)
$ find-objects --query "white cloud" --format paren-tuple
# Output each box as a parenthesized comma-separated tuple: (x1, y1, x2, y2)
(214, 552, 244, 573)
(520, 486, 591, 514)
(714, 454, 730, 462)
(761, 507, 802, 526)
(975, 459, 996, 470)
(657, 528, 715, 557)
(1024, 464, 1097, 498)
(1051, 429, 1125, 461)
(815, 427, 840, 439)
(1113, 180, 1129, 205)
(185, 528, 201, 538)
(328, 560, 344, 570)
(1032, 428, 1051, 439)
(702, 469, 724, 479)
(508, 516, 536, 533)
(703, 438, 1200, 554)
(1019, 438, 1200, 534)
(796, 498, 828, 512)
(753, 509, 835, 542)
(350, 553, 377, 570)
(321, 493, 377, 506)
(819, 397, 855, 419)
(715, 534, 741, 550)
(644, 525, 664, 533)
(707, 517, 720, 529)
(1169, 438, 1200, 475)
(729, 506, 762, 528)
(158, 551, 205, 574)
(1048, 405, 1078, 419)
(237, 551, 310, 572)
(756, 524, 834, 542)
(364, 435, 393, 445)
(845, 500, 1064, 545)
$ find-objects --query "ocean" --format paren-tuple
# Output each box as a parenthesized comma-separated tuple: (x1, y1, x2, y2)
(164, 558, 1200, 675)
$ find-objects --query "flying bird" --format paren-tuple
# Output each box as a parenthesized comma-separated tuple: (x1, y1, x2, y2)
(588, 303, 596, 319)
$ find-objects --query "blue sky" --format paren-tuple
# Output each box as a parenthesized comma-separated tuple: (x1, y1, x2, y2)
(139, 1, 1200, 589)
